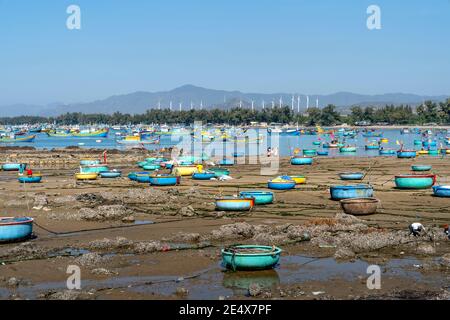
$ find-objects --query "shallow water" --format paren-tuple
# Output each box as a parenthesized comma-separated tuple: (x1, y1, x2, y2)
(2, 129, 447, 158)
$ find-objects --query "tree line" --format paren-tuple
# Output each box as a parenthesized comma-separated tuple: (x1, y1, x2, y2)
(0, 99, 449, 126)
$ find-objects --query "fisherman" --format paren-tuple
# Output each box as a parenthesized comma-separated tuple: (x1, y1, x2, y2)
(26, 168, 33, 176)
(409, 222, 425, 237)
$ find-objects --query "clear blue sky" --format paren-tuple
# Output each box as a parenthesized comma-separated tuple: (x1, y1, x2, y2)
(0, 0, 449, 105)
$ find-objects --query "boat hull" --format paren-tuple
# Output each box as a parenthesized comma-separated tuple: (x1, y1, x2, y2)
(330, 185, 374, 200)
(397, 151, 417, 158)
(239, 191, 274, 205)
(149, 175, 179, 186)
(215, 198, 254, 211)
(268, 180, 296, 190)
(221, 245, 282, 271)
(99, 171, 122, 178)
(291, 157, 313, 165)
(432, 185, 450, 197)
(2, 163, 26, 171)
(339, 172, 364, 180)
(394, 174, 436, 189)
(340, 198, 379, 215)
(18, 175, 42, 183)
(75, 173, 98, 180)
(192, 172, 216, 180)
(0, 217, 33, 242)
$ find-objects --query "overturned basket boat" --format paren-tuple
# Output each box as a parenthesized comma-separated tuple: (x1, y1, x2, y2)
(340, 197, 380, 216)
(222, 245, 282, 271)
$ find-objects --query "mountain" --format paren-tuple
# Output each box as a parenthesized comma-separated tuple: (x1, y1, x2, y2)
(0, 85, 448, 117)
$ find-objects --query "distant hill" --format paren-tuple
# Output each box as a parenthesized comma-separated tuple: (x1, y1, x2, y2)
(0, 85, 448, 117)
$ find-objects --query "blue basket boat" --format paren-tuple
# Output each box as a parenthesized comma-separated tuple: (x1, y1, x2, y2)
(218, 159, 234, 166)
(0, 217, 33, 242)
(432, 185, 450, 197)
(411, 165, 432, 172)
(80, 159, 101, 166)
(142, 164, 161, 171)
(239, 191, 274, 205)
(339, 146, 357, 153)
(317, 151, 329, 156)
(268, 179, 296, 190)
(2, 163, 26, 171)
(100, 171, 122, 178)
(149, 174, 179, 186)
(397, 150, 417, 158)
(330, 184, 374, 200)
(339, 172, 364, 180)
(221, 245, 282, 271)
(18, 175, 42, 183)
(128, 171, 149, 181)
(192, 171, 216, 180)
(379, 149, 397, 156)
(423, 141, 437, 148)
(291, 157, 313, 165)
(209, 167, 230, 177)
(135, 174, 151, 183)
(215, 196, 255, 211)
(394, 174, 436, 189)
(80, 165, 109, 174)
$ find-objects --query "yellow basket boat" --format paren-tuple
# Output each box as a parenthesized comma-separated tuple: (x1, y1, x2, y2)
(290, 175, 307, 184)
(380, 138, 389, 143)
(417, 150, 429, 155)
(75, 172, 98, 180)
(172, 165, 202, 176)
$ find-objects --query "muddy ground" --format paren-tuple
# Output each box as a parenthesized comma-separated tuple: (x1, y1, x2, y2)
(0, 147, 449, 300)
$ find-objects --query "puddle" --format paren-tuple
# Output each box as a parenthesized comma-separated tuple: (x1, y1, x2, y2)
(1, 254, 446, 299)
(134, 220, 154, 225)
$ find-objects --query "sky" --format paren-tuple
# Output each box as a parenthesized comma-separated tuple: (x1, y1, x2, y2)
(0, 0, 449, 105)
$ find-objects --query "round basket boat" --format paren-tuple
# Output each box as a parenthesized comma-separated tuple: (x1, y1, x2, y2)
(75, 172, 98, 181)
(0, 217, 33, 242)
(239, 191, 274, 205)
(221, 245, 282, 271)
(339, 172, 364, 180)
(340, 198, 380, 215)
(411, 165, 432, 172)
(432, 185, 450, 197)
(18, 174, 42, 183)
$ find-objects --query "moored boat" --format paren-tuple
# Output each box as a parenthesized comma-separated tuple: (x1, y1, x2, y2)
(99, 170, 122, 178)
(215, 196, 255, 211)
(290, 157, 313, 165)
(2, 163, 26, 171)
(221, 245, 282, 271)
(339, 146, 357, 153)
(339, 172, 364, 180)
(128, 171, 149, 181)
(268, 177, 296, 190)
(330, 184, 373, 200)
(340, 198, 380, 215)
(208, 167, 230, 177)
(75, 172, 98, 180)
(239, 191, 274, 205)
(0, 217, 34, 242)
(411, 165, 432, 172)
(289, 175, 306, 184)
(432, 185, 450, 197)
(18, 174, 42, 183)
(397, 150, 417, 158)
(149, 174, 179, 186)
(317, 151, 329, 156)
(394, 174, 436, 189)
(303, 149, 317, 156)
(192, 171, 216, 180)
(172, 165, 201, 176)
(0, 135, 36, 143)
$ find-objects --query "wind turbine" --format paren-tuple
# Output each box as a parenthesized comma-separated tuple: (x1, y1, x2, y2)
(316, 97, 319, 108)
(297, 95, 301, 113)
(306, 96, 310, 110)
(190, 101, 194, 110)
(251, 100, 254, 111)
(158, 99, 161, 110)
(279, 97, 283, 108)
(262, 100, 265, 109)
(169, 101, 173, 111)
(291, 95, 295, 111)
(179, 102, 182, 112)
(200, 100, 203, 110)
(272, 100, 275, 109)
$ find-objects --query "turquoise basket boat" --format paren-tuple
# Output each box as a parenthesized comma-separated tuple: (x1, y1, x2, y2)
(339, 172, 364, 180)
(192, 171, 216, 180)
(268, 179, 296, 190)
(339, 146, 357, 153)
(80, 159, 101, 166)
(312, 141, 321, 146)
(215, 197, 255, 211)
(411, 165, 432, 172)
(379, 149, 396, 156)
(135, 174, 151, 183)
(99, 171, 122, 178)
(209, 167, 230, 177)
(330, 184, 374, 200)
(239, 191, 274, 205)
(2, 163, 26, 171)
(303, 149, 317, 156)
(143, 164, 161, 171)
(291, 157, 313, 165)
(149, 174, 179, 186)
(317, 151, 328, 156)
(18, 175, 42, 183)
(397, 150, 417, 158)
(128, 171, 150, 181)
(218, 159, 234, 166)
(0, 217, 33, 242)
(80, 165, 109, 174)
(221, 245, 282, 271)
(394, 174, 436, 189)
(432, 185, 450, 197)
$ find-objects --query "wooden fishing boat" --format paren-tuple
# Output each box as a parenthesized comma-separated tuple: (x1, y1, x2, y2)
(75, 172, 98, 180)
(432, 185, 450, 197)
(268, 177, 296, 190)
(72, 129, 108, 138)
(323, 142, 342, 149)
(2, 163, 26, 171)
(99, 170, 122, 178)
(116, 136, 160, 145)
(18, 174, 42, 183)
(290, 157, 313, 165)
(394, 174, 436, 189)
(221, 245, 282, 271)
(215, 196, 255, 211)
(149, 174, 179, 186)
(46, 131, 71, 137)
(192, 171, 216, 180)
(340, 198, 380, 215)
(339, 172, 364, 180)
(411, 165, 432, 172)
(0, 135, 36, 143)
(330, 184, 374, 200)
(239, 191, 274, 205)
(0, 217, 34, 242)
(414, 139, 423, 145)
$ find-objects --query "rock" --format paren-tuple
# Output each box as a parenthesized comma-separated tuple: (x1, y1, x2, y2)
(179, 206, 196, 217)
(248, 283, 262, 297)
(162, 232, 201, 242)
(44, 290, 84, 300)
(175, 287, 189, 296)
(334, 248, 356, 260)
(74, 253, 109, 267)
(7, 277, 20, 288)
(440, 253, 450, 267)
(133, 241, 163, 253)
(121, 216, 135, 223)
(91, 268, 117, 275)
(416, 244, 436, 255)
(76, 205, 134, 221)
(208, 222, 255, 240)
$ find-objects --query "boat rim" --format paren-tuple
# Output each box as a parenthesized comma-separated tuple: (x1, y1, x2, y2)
(0, 217, 34, 226)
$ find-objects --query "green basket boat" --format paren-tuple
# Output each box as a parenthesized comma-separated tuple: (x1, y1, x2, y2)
(221, 245, 282, 271)
(394, 174, 436, 189)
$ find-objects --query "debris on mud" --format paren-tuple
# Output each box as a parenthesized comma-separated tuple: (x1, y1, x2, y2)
(74, 252, 110, 267)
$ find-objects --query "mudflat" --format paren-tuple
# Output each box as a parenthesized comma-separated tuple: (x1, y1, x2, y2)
(0, 148, 449, 300)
